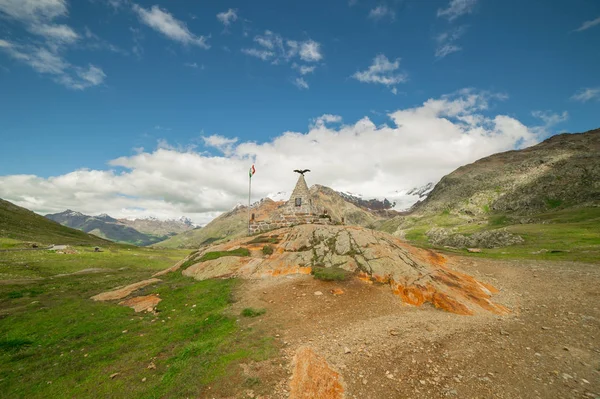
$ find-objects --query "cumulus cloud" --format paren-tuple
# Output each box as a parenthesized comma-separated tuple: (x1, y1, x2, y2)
(352, 54, 407, 93)
(571, 87, 600, 102)
(437, 0, 478, 21)
(368, 5, 395, 21)
(574, 16, 600, 32)
(202, 134, 238, 155)
(216, 8, 238, 27)
(0, 89, 548, 224)
(310, 114, 343, 128)
(132, 4, 209, 48)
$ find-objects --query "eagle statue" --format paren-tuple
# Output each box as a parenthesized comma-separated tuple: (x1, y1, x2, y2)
(293, 169, 311, 175)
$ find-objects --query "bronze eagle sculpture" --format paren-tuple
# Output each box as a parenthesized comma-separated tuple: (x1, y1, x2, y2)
(293, 169, 311, 175)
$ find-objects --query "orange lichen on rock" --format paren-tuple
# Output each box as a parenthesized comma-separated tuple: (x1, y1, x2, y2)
(262, 265, 312, 277)
(289, 347, 344, 399)
(119, 294, 161, 312)
(356, 272, 373, 284)
(431, 292, 473, 315)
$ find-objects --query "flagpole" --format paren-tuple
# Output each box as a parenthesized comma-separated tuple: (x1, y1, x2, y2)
(248, 172, 251, 235)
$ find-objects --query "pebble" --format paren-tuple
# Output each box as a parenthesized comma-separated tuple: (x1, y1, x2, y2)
(344, 347, 351, 354)
(314, 291, 323, 296)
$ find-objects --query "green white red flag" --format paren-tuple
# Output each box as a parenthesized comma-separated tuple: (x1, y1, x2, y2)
(249, 164, 256, 178)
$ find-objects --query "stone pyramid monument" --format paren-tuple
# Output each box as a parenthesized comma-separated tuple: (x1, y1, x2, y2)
(284, 174, 317, 215)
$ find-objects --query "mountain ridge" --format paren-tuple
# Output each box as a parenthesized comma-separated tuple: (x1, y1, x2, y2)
(44, 210, 194, 246)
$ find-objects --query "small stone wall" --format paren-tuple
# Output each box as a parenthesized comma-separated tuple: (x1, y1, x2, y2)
(249, 213, 332, 234)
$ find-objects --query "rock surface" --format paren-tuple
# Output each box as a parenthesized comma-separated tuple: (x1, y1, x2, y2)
(118, 294, 161, 312)
(179, 224, 507, 315)
(426, 227, 525, 248)
(90, 278, 161, 301)
(289, 346, 344, 399)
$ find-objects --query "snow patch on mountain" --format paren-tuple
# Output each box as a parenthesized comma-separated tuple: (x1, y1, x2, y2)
(267, 191, 289, 201)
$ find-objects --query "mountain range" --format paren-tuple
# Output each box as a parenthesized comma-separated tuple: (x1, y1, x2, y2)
(2, 129, 598, 253)
(44, 210, 196, 246)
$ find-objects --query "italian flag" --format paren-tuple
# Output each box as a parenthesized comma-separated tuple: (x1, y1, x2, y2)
(249, 164, 256, 178)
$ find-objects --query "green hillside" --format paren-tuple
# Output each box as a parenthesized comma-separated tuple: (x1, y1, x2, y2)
(0, 199, 109, 248)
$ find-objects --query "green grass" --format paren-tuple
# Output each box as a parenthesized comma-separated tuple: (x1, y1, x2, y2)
(403, 207, 600, 263)
(262, 245, 274, 256)
(0, 242, 275, 398)
(0, 199, 108, 246)
(311, 266, 352, 281)
(198, 248, 250, 262)
(0, 245, 189, 281)
(241, 308, 266, 318)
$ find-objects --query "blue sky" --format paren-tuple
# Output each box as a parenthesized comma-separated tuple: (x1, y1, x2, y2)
(0, 0, 599, 222)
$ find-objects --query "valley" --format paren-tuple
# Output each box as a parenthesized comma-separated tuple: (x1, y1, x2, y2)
(0, 129, 598, 398)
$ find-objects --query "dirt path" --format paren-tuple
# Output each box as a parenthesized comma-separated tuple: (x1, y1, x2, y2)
(228, 256, 600, 398)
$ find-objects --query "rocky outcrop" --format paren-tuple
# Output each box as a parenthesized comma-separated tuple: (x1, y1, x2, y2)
(119, 294, 161, 312)
(90, 278, 161, 301)
(179, 224, 508, 315)
(426, 227, 525, 248)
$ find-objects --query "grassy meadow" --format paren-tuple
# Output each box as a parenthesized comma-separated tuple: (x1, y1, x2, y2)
(0, 244, 275, 398)
(379, 207, 600, 263)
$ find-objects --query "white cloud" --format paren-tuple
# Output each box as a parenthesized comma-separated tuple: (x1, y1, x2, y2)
(0, 0, 68, 22)
(0, 0, 113, 88)
(0, 0, 80, 45)
(437, 0, 478, 21)
(202, 134, 238, 155)
(242, 30, 323, 87)
(368, 5, 395, 21)
(0, 39, 105, 89)
(28, 23, 79, 44)
(531, 110, 568, 127)
(243, 31, 323, 64)
(293, 77, 309, 90)
(184, 62, 203, 69)
(216, 8, 238, 26)
(574, 16, 600, 32)
(0, 89, 545, 223)
(311, 114, 342, 128)
(241, 47, 274, 61)
(293, 64, 316, 75)
(435, 26, 467, 59)
(352, 54, 407, 93)
(571, 87, 600, 102)
(132, 4, 209, 48)
(298, 40, 322, 62)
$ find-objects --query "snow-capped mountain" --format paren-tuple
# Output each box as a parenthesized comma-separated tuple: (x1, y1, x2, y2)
(387, 182, 436, 211)
(267, 191, 289, 201)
